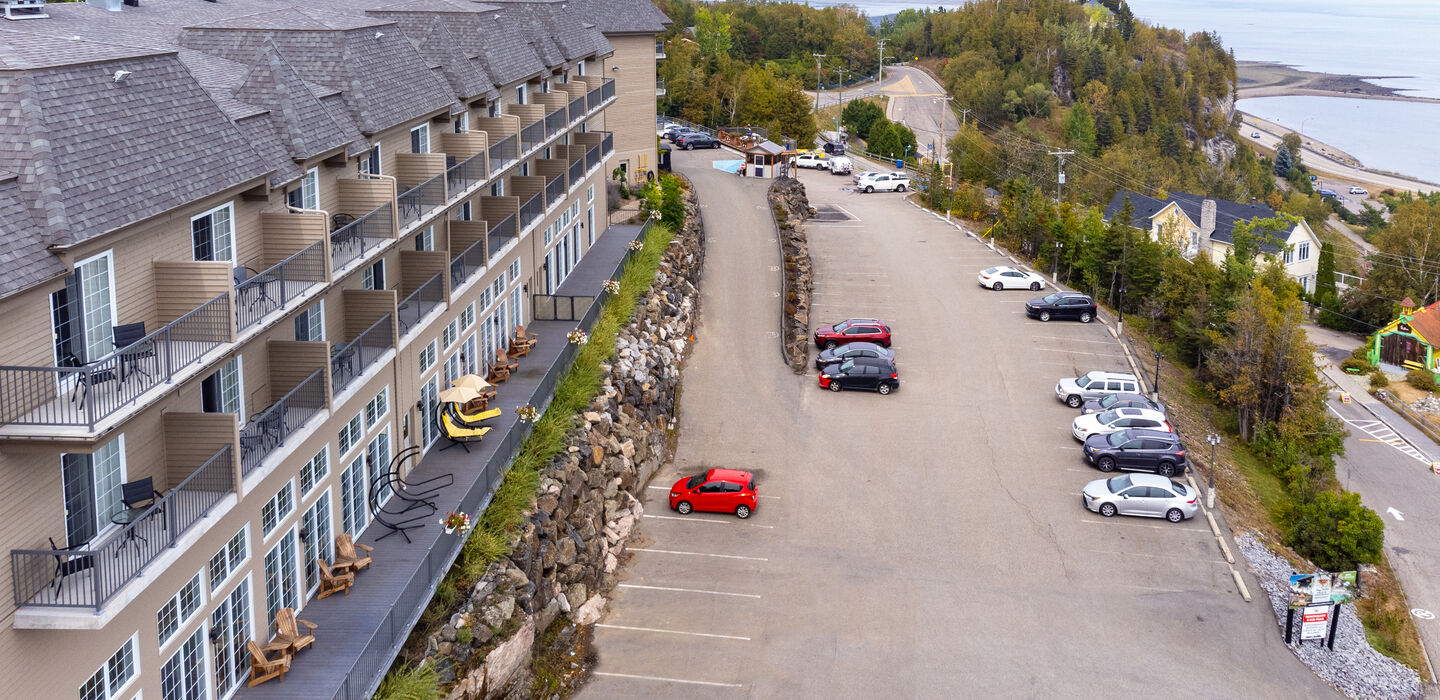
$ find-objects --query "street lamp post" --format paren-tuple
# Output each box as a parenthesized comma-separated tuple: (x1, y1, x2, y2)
(1051, 241, 1062, 282)
(1206, 434, 1221, 508)
(1152, 349, 1163, 401)
(1117, 286, 1126, 336)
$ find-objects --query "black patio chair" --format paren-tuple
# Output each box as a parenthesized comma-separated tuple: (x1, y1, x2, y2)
(112, 322, 154, 381)
(122, 477, 165, 535)
(48, 537, 94, 599)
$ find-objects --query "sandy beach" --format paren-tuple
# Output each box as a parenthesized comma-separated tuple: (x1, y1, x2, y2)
(1237, 61, 1440, 104)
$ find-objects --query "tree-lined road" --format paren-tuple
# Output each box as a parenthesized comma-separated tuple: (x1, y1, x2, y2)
(809, 65, 959, 161)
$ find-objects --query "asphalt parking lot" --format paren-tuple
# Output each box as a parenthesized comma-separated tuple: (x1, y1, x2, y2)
(579, 151, 1337, 698)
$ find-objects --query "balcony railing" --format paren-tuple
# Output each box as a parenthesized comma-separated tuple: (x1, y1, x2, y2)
(489, 134, 518, 176)
(398, 175, 444, 230)
(487, 214, 517, 259)
(519, 192, 543, 231)
(587, 84, 602, 111)
(240, 369, 327, 475)
(450, 237, 486, 291)
(11, 444, 234, 610)
(331, 314, 394, 397)
(397, 274, 443, 336)
(602, 77, 615, 103)
(0, 293, 231, 429)
(656, 40, 666, 59)
(585, 145, 599, 173)
(656, 78, 666, 97)
(520, 119, 545, 152)
(545, 107, 566, 138)
(569, 94, 586, 123)
(236, 241, 326, 332)
(446, 151, 487, 199)
(568, 158, 584, 188)
(331, 202, 394, 272)
(545, 174, 564, 207)
(601, 131, 614, 157)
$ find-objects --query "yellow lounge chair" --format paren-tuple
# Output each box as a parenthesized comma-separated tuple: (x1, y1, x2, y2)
(438, 405, 491, 452)
(455, 405, 502, 425)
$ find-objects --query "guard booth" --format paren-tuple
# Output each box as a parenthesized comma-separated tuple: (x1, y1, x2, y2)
(741, 140, 791, 179)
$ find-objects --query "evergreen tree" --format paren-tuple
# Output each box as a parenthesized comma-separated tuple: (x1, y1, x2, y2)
(840, 99, 884, 139)
(1062, 104, 1098, 156)
(1273, 144, 1293, 177)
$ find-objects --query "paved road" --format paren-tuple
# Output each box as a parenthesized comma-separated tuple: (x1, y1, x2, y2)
(580, 151, 1337, 697)
(810, 66, 958, 162)
(1239, 113, 1434, 193)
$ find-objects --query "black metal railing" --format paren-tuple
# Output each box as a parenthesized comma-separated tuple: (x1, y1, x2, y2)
(331, 202, 394, 271)
(397, 274, 443, 336)
(331, 314, 394, 398)
(601, 131, 614, 157)
(519, 192, 543, 231)
(0, 293, 231, 429)
(601, 78, 615, 103)
(11, 444, 235, 610)
(545, 108, 566, 138)
(585, 145, 599, 173)
(446, 151, 487, 199)
(587, 84, 602, 111)
(520, 119, 545, 152)
(398, 175, 444, 230)
(487, 214, 517, 259)
(545, 175, 564, 208)
(236, 241, 326, 333)
(568, 158, 584, 188)
(489, 134, 517, 176)
(449, 237, 487, 291)
(568, 94, 586, 123)
(531, 295, 595, 321)
(655, 40, 665, 57)
(240, 369, 327, 475)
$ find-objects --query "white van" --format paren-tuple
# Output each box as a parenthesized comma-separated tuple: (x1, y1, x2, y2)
(828, 157, 853, 175)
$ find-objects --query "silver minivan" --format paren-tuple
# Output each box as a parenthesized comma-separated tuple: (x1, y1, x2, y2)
(1055, 370, 1139, 408)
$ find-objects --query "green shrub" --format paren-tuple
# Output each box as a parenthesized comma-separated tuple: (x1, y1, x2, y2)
(1370, 371, 1389, 388)
(374, 663, 440, 700)
(1279, 491, 1385, 572)
(1406, 369, 1438, 392)
(456, 627, 473, 645)
(1340, 355, 1374, 374)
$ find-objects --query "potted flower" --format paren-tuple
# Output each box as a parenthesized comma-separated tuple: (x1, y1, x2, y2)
(567, 328, 589, 345)
(440, 511, 472, 535)
(628, 240, 644, 252)
(515, 404, 540, 422)
(602, 279, 621, 294)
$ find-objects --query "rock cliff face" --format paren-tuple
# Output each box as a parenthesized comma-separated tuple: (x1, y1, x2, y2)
(768, 176, 814, 373)
(420, 187, 705, 699)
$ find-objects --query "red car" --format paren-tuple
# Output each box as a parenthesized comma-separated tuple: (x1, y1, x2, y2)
(669, 468, 758, 519)
(813, 318, 891, 349)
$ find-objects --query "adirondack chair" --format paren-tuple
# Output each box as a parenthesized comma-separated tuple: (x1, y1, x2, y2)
(509, 325, 536, 357)
(272, 608, 316, 655)
(334, 533, 373, 574)
(486, 362, 510, 383)
(247, 641, 289, 687)
(515, 324, 538, 347)
(316, 559, 354, 599)
(496, 348, 519, 374)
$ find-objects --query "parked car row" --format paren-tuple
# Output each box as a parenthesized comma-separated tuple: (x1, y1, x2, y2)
(813, 318, 899, 395)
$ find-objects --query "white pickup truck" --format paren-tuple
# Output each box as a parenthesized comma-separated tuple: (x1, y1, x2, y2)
(856, 171, 911, 193)
(795, 153, 828, 169)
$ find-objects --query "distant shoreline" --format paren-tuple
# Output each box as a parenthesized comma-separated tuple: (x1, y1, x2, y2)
(1236, 61, 1440, 104)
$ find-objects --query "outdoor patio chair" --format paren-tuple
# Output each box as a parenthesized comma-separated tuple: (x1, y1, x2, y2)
(334, 534, 373, 573)
(246, 641, 290, 687)
(515, 324, 539, 346)
(486, 362, 510, 384)
(272, 608, 316, 655)
(437, 404, 491, 452)
(496, 348, 519, 374)
(47, 537, 94, 599)
(112, 322, 154, 380)
(454, 405, 502, 426)
(316, 559, 353, 599)
(121, 477, 164, 533)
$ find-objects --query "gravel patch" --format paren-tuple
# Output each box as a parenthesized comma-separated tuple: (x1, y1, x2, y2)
(1236, 532, 1422, 699)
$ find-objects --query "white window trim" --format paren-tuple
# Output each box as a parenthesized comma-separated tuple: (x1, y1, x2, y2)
(365, 386, 391, 429)
(208, 525, 250, 596)
(361, 143, 382, 176)
(299, 445, 331, 501)
(190, 202, 237, 265)
(411, 123, 431, 154)
(57, 249, 118, 371)
(338, 412, 364, 460)
(83, 633, 139, 700)
(299, 300, 325, 342)
(261, 479, 297, 543)
(157, 571, 206, 654)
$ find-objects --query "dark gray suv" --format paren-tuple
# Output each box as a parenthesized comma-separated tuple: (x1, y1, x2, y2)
(1080, 392, 1166, 416)
(1082, 428, 1188, 476)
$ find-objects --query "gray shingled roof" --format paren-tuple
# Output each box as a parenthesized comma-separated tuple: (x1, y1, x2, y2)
(234, 41, 353, 166)
(565, 0, 671, 34)
(1103, 190, 1288, 254)
(0, 176, 65, 298)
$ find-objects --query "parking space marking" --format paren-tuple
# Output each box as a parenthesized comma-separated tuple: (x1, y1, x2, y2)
(596, 624, 751, 641)
(593, 672, 744, 688)
(831, 203, 861, 220)
(619, 583, 762, 599)
(1030, 336, 1120, 345)
(1108, 583, 1191, 595)
(1031, 347, 1126, 358)
(643, 514, 775, 529)
(1076, 517, 1209, 533)
(634, 548, 770, 561)
(1079, 548, 1229, 565)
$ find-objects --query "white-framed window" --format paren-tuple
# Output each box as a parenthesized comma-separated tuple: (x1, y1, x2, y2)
(520, 162, 529, 177)
(461, 302, 476, 330)
(337, 413, 363, 458)
(454, 112, 469, 133)
(191, 202, 236, 264)
(211, 577, 252, 699)
(444, 351, 463, 386)
(541, 78, 550, 94)
(1283, 247, 1293, 264)
(79, 635, 138, 700)
(456, 201, 472, 221)
(416, 226, 434, 252)
(587, 205, 594, 246)
(157, 573, 204, 648)
(61, 434, 126, 547)
(508, 261, 521, 285)
(491, 276, 505, 302)
(587, 184, 594, 202)
(365, 386, 390, 428)
(488, 102, 500, 118)
(1298, 241, 1311, 261)
(443, 318, 460, 348)
(261, 481, 296, 537)
(339, 455, 369, 536)
(295, 300, 324, 342)
(208, 527, 248, 592)
(52, 249, 116, 367)
(300, 491, 334, 597)
(544, 222, 554, 246)
(201, 357, 244, 422)
(410, 123, 431, 154)
(577, 61, 585, 76)
(420, 374, 442, 449)
(360, 143, 381, 175)
(511, 287, 523, 327)
(365, 431, 392, 506)
(362, 259, 386, 290)
(419, 340, 438, 372)
(462, 333, 478, 376)
(516, 84, 527, 104)
(490, 178, 504, 197)
(263, 529, 300, 629)
(286, 168, 319, 211)
(479, 284, 493, 311)
(299, 447, 329, 497)
(572, 201, 581, 219)
(160, 627, 206, 700)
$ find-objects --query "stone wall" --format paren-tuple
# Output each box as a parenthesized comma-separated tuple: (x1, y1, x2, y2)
(418, 186, 704, 700)
(769, 176, 814, 373)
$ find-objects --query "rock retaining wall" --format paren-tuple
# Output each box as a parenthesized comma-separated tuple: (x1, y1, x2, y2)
(769, 176, 814, 373)
(419, 187, 704, 699)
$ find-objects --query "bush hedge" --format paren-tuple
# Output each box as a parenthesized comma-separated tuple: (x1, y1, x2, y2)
(1406, 368, 1438, 392)
(1279, 491, 1386, 572)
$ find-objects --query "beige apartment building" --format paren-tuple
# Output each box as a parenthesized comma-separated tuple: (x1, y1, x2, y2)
(0, 0, 665, 698)
(572, 0, 670, 184)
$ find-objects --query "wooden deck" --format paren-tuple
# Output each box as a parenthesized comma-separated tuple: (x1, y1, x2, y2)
(237, 222, 647, 700)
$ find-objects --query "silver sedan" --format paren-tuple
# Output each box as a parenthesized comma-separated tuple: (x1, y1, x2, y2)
(1081, 473, 1199, 523)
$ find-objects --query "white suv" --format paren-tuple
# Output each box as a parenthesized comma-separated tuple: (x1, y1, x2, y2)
(1055, 371, 1140, 408)
(857, 172, 910, 193)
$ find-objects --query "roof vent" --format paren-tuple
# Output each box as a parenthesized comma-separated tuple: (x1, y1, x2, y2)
(3, 0, 49, 20)
(85, 0, 121, 11)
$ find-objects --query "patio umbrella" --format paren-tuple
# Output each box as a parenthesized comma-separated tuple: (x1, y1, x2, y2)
(452, 374, 492, 391)
(437, 386, 480, 404)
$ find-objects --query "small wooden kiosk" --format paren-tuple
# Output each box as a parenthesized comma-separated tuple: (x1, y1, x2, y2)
(740, 140, 793, 179)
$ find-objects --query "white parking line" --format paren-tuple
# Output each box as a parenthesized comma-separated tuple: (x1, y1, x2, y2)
(1076, 518, 1209, 533)
(1031, 347, 1125, 358)
(619, 583, 761, 599)
(832, 203, 860, 220)
(1079, 548, 1228, 564)
(634, 548, 769, 561)
(643, 514, 775, 529)
(593, 671, 743, 688)
(1030, 336, 1119, 345)
(596, 623, 751, 641)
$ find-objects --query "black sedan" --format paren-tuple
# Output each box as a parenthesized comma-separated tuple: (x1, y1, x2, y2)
(815, 341, 895, 371)
(1025, 291, 1096, 323)
(819, 358, 899, 395)
(1081, 392, 1166, 416)
(676, 133, 720, 150)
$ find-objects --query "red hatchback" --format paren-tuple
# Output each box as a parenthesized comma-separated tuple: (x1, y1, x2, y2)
(669, 468, 758, 519)
(813, 318, 891, 349)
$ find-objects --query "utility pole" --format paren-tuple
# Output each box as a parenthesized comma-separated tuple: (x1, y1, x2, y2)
(877, 39, 888, 98)
(811, 53, 828, 109)
(1047, 149, 1074, 201)
(837, 67, 849, 111)
(958, 107, 972, 130)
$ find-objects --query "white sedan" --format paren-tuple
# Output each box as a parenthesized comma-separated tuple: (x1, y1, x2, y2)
(978, 265, 1046, 291)
(1072, 407, 1170, 442)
